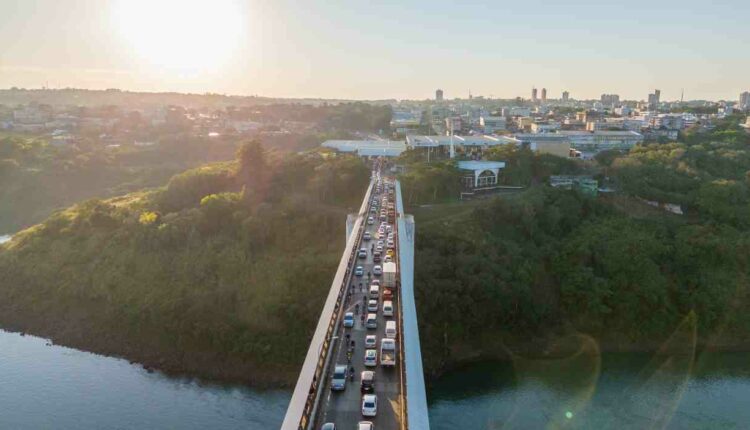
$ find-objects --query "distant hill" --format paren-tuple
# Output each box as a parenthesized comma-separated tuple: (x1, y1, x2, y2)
(0, 88, 390, 109)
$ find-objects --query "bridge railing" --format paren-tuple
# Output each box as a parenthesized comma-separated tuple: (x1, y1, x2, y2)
(390, 182, 408, 430)
(281, 179, 375, 430)
(395, 180, 431, 430)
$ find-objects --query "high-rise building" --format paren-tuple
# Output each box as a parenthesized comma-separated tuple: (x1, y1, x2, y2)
(531, 87, 538, 103)
(541, 88, 547, 103)
(562, 91, 570, 102)
(740, 91, 750, 110)
(435, 89, 444, 101)
(648, 89, 661, 110)
(600, 94, 620, 106)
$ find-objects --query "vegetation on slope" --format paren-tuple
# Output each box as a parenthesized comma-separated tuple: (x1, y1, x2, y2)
(0, 135, 240, 233)
(411, 117, 750, 374)
(0, 142, 369, 385)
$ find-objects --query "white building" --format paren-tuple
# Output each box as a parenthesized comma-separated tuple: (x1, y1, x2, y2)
(530, 122, 561, 134)
(321, 140, 407, 157)
(651, 114, 685, 130)
(514, 133, 570, 158)
(557, 130, 644, 152)
(501, 106, 531, 117)
(457, 160, 506, 190)
(587, 118, 645, 132)
(479, 116, 507, 133)
(614, 106, 632, 116)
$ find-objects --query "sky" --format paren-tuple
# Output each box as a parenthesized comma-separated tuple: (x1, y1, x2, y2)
(0, 0, 748, 101)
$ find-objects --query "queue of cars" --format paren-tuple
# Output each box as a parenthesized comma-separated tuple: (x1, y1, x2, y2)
(322, 176, 399, 430)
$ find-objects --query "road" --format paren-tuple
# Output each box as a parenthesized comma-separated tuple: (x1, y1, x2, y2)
(314, 175, 403, 430)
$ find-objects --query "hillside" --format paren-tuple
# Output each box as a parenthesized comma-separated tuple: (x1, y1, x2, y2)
(0, 134, 242, 234)
(0, 142, 370, 386)
(410, 118, 750, 375)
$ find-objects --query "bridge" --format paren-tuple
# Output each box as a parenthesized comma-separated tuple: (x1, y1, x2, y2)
(282, 170, 430, 430)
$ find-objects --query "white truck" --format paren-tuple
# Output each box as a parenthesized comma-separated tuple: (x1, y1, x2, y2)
(380, 338, 396, 367)
(382, 262, 397, 290)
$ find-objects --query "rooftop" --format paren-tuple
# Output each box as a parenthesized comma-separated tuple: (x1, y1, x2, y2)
(321, 139, 407, 157)
(457, 160, 506, 171)
(406, 134, 518, 147)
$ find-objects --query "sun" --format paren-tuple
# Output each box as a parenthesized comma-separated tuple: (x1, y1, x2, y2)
(114, 0, 244, 74)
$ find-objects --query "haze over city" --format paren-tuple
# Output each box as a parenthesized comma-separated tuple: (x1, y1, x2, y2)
(1, 0, 748, 100)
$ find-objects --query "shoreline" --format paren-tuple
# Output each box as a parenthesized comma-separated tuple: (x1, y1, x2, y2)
(5, 312, 750, 390)
(424, 333, 750, 382)
(0, 315, 299, 389)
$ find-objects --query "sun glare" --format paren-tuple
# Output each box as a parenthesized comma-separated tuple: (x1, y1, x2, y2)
(115, 0, 244, 74)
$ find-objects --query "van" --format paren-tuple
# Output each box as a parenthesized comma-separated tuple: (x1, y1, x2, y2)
(382, 300, 393, 317)
(385, 320, 397, 338)
(366, 313, 378, 329)
(369, 285, 379, 298)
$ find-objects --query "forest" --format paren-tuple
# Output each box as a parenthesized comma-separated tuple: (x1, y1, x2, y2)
(409, 116, 750, 374)
(0, 131, 347, 234)
(0, 142, 370, 385)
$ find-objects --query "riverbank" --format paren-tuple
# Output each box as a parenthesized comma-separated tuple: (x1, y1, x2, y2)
(0, 329, 291, 429)
(0, 310, 300, 388)
(423, 328, 750, 382)
(429, 351, 750, 429)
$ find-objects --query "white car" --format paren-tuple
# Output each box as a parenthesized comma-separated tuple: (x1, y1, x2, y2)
(365, 335, 377, 348)
(365, 313, 377, 329)
(367, 217, 374, 225)
(362, 394, 378, 417)
(363, 232, 371, 241)
(373, 265, 382, 276)
(364, 349, 377, 367)
(367, 299, 378, 312)
(358, 421, 374, 430)
(382, 301, 394, 317)
(384, 255, 392, 263)
(355, 266, 364, 276)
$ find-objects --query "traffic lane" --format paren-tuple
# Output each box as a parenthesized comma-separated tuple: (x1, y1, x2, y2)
(317, 203, 403, 429)
(362, 220, 403, 427)
(315, 221, 379, 428)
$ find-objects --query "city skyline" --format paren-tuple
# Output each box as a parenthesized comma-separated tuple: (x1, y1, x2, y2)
(0, 0, 748, 101)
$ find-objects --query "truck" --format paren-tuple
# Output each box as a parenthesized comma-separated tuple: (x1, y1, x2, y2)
(382, 262, 397, 290)
(380, 338, 396, 367)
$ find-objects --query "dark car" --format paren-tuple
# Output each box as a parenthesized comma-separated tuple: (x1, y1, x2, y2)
(360, 370, 375, 393)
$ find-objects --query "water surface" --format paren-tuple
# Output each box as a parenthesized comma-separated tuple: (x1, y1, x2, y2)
(0, 330, 290, 429)
(429, 353, 750, 429)
(4, 327, 750, 429)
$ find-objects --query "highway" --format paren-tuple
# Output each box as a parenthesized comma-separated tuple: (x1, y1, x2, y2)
(314, 174, 403, 430)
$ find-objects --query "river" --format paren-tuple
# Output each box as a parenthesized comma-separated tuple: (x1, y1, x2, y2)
(2, 328, 750, 429)
(0, 330, 290, 429)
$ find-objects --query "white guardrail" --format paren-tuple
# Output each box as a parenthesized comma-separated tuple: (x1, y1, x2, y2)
(395, 180, 430, 430)
(281, 179, 375, 430)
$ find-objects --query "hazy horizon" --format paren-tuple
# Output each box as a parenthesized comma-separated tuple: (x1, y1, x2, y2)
(1, 0, 748, 101)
